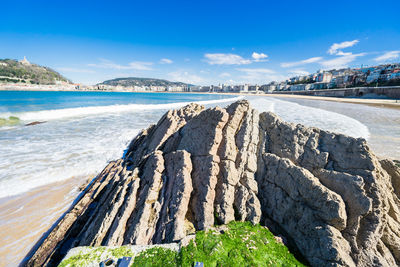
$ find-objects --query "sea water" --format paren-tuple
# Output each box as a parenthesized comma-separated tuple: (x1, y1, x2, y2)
(0, 91, 243, 198)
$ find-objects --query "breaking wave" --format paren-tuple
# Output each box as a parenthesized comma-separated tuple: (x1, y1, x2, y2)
(0, 96, 244, 122)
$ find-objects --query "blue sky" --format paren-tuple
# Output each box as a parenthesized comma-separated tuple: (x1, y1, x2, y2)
(1, 0, 400, 85)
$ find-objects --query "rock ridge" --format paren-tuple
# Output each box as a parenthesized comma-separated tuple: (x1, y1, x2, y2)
(23, 100, 400, 267)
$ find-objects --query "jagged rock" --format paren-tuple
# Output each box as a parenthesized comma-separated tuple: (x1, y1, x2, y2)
(23, 100, 400, 267)
(380, 159, 400, 199)
(257, 112, 400, 267)
(124, 103, 204, 166)
(215, 101, 261, 225)
(153, 150, 193, 243)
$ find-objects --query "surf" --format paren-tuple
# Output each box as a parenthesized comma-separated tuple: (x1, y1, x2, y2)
(0, 96, 244, 123)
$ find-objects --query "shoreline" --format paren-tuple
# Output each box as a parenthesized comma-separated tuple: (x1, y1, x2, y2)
(266, 93, 400, 110)
(1, 88, 399, 110)
(198, 91, 400, 110)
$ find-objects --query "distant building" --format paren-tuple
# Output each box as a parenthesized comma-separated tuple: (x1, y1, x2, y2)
(240, 84, 249, 93)
(261, 83, 276, 92)
(366, 70, 381, 83)
(316, 72, 333, 83)
(390, 70, 400, 80)
(20, 56, 30, 65)
(290, 84, 306, 91)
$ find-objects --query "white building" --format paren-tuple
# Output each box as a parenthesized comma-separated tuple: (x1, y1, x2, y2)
(20, 56, 30, 65)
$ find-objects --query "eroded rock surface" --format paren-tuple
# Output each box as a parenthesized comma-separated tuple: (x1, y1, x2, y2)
(257, 112, 400, 267)
(23, 101, 400, 267)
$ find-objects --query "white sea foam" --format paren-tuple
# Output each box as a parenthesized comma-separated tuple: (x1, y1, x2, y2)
(0, 116, 142, 198)
(248, 97, 370, 139)
(0, 96, 244, 122)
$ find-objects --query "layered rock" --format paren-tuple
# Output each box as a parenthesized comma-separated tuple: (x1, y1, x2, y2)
(23, 100, 400, 267)
(257, 112, 400, 266)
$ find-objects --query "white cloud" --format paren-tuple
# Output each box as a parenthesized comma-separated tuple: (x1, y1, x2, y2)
(288, 69, 310, 76)
(335, 51, 353, 56)
(219, 72, 231, 77)
(252, 52, 268, 62)
(320, 52, 365, 69)
(57, 67, 95, 73)
(160, 58, 173, 64)
(236, 68, 286, 84)
(204, 52, 271, 65)
(204, 53, 252, 65)
(88, 59, 153, 70)
(168, 70, 205, 85)
(238, 68, 275, 74)
(328, 40, 359, 55)
(374, 51, 400, 62)
(281, 57, 323, 68)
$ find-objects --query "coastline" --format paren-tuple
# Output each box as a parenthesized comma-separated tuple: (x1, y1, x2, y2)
(0, 91, 398, 265)
(266, 93, 400, 110)
(1, 86, 399, 110)
(197, 91, 400, 110)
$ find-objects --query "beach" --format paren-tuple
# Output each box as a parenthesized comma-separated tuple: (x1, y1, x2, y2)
(0, 176, 84, 265)
(267, 93, 400, 110)
(0, 91, 399, 265)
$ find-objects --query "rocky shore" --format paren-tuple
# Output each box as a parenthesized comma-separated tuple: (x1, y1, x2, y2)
(23, 100, 400, 266)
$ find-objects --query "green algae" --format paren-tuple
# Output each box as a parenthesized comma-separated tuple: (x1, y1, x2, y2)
(58, 247, 107, 267)
(131, 247, 179, 267)
(58, 222, 306, 267)
(0, 116, 20, 127)
(177, 221, 305, 267)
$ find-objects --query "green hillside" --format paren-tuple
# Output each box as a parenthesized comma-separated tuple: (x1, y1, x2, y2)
(99, 77, 190, 87)
(0, 58, 70, 85)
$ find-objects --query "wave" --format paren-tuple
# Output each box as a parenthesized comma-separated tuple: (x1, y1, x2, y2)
(247, 97, 370, 139)
(0, 96, 244, 122)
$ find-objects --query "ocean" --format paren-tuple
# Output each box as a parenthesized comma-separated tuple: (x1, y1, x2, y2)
(0, 90, 399, 265)
(0, 91, 243, 198)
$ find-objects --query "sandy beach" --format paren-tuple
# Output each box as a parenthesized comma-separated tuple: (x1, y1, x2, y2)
(195, 91, 400, 110)
(0, 175, 89, 266)
(266, 93, 400, 110)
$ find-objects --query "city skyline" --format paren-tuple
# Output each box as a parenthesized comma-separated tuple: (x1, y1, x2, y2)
(1, 0, 400, 85)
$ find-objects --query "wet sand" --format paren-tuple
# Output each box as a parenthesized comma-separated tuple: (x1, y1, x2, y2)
(0, 175, 91, 266)
(199, 92, 400, 110)
(267, 93, 400, 110)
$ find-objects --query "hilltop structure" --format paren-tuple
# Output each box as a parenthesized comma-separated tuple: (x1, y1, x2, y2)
(20, 56, 30, 65)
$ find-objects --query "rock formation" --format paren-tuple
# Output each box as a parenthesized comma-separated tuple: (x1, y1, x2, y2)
(23, 100, 400, 267)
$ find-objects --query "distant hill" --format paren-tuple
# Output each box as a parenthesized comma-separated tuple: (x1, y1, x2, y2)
(0, 58, 71, 85)
(98, 77, 191, 87)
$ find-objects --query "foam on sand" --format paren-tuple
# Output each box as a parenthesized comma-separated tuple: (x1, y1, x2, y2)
(248, 96, 370, 139)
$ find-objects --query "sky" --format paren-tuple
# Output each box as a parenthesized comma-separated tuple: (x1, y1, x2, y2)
(1, 0, 400, 85)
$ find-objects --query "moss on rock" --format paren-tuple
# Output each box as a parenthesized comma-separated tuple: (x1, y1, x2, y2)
(58, 222, 305, 267)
